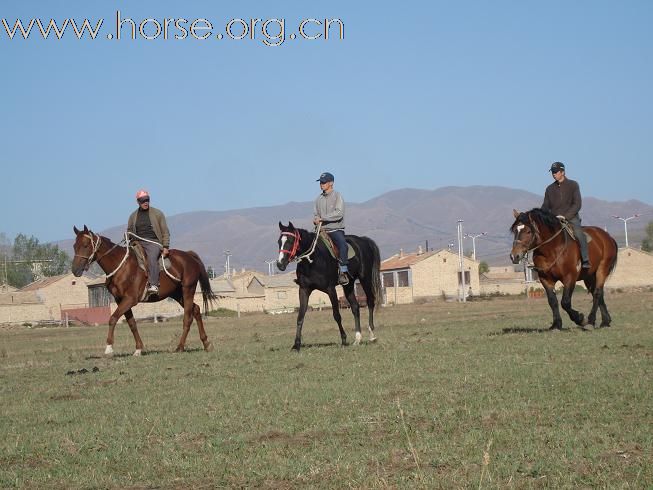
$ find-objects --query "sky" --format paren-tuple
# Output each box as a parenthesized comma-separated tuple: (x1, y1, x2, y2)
(1, 0, 652, 242)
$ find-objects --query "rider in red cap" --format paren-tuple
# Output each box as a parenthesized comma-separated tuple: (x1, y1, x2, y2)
(127, 190, 170, 294)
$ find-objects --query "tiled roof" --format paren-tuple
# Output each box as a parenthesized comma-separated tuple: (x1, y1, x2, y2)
(19, 274, 69, 291)
(380, 251, 437, 271)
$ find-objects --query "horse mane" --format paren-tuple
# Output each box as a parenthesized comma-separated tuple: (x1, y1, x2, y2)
(511, 208, 560, 233)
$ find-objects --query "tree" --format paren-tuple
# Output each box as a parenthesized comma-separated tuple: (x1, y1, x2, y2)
(478, 261, 490, 274)
(642, 221, 653, 252)
(3, 234, 71, 288)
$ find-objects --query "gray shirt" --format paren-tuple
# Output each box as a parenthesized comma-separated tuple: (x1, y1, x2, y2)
(314, 190, 345, 231)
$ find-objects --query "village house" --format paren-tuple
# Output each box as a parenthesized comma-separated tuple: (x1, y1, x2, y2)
(0, 273, 92, 324)
(606, 247, 653, 289)
(380, 247, 480, 304)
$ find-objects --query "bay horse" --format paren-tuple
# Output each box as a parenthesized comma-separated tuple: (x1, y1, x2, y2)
(71, 225, 217, 355)
(276, 222, 383, 351)
(510, 209, 618, 330)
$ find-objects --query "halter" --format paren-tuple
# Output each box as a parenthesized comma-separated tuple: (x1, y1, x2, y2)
(513, 215, 567, 273)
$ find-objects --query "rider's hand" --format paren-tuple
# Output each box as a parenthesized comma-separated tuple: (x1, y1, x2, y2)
(162, 247, 169, 257)
(313, 217, 321, 225)
(556, 215, 566, 221)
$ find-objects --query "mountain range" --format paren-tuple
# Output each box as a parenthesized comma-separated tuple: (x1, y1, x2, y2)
(60, 186, 652, 272)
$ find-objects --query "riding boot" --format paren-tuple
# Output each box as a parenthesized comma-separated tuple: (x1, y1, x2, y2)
(338, 265, 350, 286)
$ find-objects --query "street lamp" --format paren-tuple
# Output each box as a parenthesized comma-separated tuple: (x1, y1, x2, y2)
(265, 260, 276, 276)
(464, 232, 487, 261)
(457, 219, 466, 303)
(223, 250, 232, 277)
(611, 214, 639, 248)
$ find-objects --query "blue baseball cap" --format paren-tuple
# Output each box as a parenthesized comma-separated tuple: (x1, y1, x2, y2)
(317, 172, 334, 183)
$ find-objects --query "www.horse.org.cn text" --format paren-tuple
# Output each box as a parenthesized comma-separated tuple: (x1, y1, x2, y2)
(1, 12, 345, 46)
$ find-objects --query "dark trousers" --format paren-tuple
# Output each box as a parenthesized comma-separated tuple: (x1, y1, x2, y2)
(569, 217, 589, 263)
(328, 230, 348, 268)
(141, 241, 162, 286)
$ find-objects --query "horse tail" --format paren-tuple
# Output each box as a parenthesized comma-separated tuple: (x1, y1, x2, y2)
(188, 250, 218, 315)
(368, 238, 383, 311)
(607, 236, 619, 277)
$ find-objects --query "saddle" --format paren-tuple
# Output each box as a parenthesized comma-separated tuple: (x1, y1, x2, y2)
(130, 242, 173, 273)
(559, 220, 592, 244)
(319, 230, 356, 261)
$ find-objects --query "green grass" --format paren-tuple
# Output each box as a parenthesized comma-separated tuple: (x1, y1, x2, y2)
(1, 291, 652, 488)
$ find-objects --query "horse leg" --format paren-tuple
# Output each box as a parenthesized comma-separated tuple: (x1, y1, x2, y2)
(106, 299, 141, 355)
(542, 280, 563, 330)
(360, 281, 377, 342)
(560, 281, 587, 328)
(175, 286, 196, 352)
(587, 288, 601, 327)
(192, 302, 213, 351)
(343, 282, 362, 344)
(292, 287, 311, 351)
(123, 308, 145, 356)
(327, 287, 348, 347)
(598, 289, 612, 327)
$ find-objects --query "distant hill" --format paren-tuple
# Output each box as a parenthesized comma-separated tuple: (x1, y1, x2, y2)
(58, 186, 652, 271)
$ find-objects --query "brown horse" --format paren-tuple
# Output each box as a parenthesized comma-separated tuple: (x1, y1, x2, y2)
(510, 209, 618, 330)
(71, 225, 217, 355)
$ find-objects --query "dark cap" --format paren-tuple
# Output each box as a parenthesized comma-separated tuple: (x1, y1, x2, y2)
(316, 172, 334, 183)
(550, 162, 565, 173)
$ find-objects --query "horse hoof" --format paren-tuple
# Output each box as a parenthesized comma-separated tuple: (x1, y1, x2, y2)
(580, 325, 593, 331)
(369, 336, 378, 343)
(549, 325, 562, 331)
(133, 349, 142, 356)
(600, 322, 611, 328)
(104, 345, 114, 356)
(175, 347, 184, 353)
(204, 342, 214, 352)
(291, 345, 301, 352)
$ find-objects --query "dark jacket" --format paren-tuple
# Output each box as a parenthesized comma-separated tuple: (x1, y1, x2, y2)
(127, 207, 170, 248)
(541, 178, 582, 220)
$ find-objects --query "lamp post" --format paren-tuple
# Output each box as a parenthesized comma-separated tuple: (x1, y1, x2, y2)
(611, 214, 639, 248)
(457, 219, 466, 303)
(265, 260, 276, 276)
(223, 250, 232, 277)
(464, 232, 487, 261)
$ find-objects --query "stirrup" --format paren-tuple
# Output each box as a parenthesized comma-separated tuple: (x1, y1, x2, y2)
(147, 284, 159, 294)
(338, 272, 349, 286)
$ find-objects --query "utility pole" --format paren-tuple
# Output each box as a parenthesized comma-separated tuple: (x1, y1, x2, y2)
(457, 219, 466, 303)
(611, 214, 639, 248)
(464, 232, 487, 261)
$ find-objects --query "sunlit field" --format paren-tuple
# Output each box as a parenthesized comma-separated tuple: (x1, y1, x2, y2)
(1, 291, 651, 488)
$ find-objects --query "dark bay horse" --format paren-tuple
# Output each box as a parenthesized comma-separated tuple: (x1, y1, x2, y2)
(276, 222, 383, 351)
(510, 209, 618, 330)
(71, 225, 217, 355)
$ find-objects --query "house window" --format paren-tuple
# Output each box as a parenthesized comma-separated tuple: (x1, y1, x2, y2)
(382, 272, 394, 287)
(397, 271, 409, 287)
(89, 285, 111, 307)
(277, 291, 287, 299)
(457, 271, 471, 286)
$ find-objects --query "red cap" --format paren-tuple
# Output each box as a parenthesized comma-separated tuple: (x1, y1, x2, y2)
(135, 189, 149, 200)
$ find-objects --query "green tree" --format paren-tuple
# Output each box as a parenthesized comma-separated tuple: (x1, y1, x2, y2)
(479, 261, 490, 274)
(642, 221, 653, 252)
(4, 234, 71, 288)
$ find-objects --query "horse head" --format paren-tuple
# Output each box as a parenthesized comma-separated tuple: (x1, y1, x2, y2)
(510, 208, 561, 264)
(72, 225, 100, 276)
(276, 221, 301, 271)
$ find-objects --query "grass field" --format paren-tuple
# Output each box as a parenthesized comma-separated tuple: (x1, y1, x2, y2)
(1, 291, 652, 488)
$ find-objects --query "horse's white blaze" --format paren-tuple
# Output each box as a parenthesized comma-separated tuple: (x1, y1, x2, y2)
(133, 349, 142, 356)
(516, 224, 525, 233)
(278, 236, 287, 262)
(104, 344, 113, 355)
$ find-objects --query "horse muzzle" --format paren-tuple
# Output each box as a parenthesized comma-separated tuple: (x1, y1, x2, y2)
(510, 253, 522, 265)
(276, 260, 287, 272)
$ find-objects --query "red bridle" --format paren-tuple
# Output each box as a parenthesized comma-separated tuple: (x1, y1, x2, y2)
(279, 230, 301, 261)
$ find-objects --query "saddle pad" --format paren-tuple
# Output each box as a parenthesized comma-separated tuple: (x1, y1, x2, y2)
(319, 232, 356, 260)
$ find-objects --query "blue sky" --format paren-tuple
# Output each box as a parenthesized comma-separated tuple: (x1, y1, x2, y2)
(1, 0, 652, 242)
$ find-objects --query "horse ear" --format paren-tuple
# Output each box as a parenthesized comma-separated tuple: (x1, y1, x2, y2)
(278, 221, 284, 230)
(288, 221, 295, 229)
(73, 226, 80, 235)
(83, 225, 89, 233)
(513, 209, 520, 218)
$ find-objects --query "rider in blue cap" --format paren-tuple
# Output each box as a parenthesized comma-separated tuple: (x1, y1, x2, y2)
(313, 172, 349, 285)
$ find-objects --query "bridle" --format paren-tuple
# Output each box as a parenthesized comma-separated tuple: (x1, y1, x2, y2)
(513, 214, 567, 272)
(74, 232, 127, 276)
(74, 232, 102, 268)
(279, 230, 301, 261)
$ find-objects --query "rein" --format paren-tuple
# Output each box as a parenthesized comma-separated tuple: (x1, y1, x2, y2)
(279, 223, 322, 264)
(517, 217, 567, 273)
